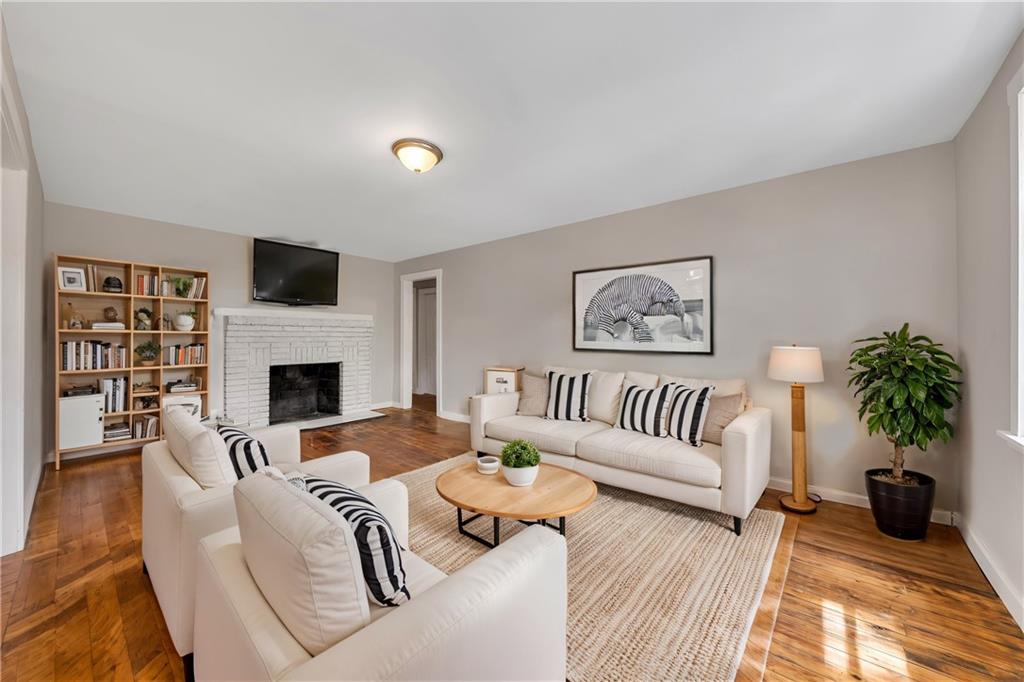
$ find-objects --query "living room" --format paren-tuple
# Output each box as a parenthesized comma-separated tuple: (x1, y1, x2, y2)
(2, 2, 1023, 680)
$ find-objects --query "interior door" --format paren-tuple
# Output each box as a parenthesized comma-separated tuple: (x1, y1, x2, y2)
(415, 288, 437, 395)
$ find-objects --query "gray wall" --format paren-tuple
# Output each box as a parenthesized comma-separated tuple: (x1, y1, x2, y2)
(954, 31, 1023, 624)
(42, 202, 396, 459)
(396, 143, 960, 511)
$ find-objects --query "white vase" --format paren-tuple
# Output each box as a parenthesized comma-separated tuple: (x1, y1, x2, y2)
(173, 314, 196, 332)
(502, 464, 539, 487)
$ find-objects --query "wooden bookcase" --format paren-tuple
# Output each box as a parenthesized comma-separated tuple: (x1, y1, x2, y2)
(53, 254, 211, 469)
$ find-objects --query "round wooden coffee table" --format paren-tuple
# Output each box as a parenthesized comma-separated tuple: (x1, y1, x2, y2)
(435, 461, 597, 548)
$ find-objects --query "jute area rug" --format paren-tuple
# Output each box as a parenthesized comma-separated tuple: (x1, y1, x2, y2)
(395, 454, 785, 681)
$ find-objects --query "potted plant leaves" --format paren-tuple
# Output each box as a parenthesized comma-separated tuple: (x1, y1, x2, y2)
(135, 340, 162, 367)
(500, 439, 541, 487)
(847, 323, 961, 540)
(173, 310, 197, 332)
(173, 276, 194, 299)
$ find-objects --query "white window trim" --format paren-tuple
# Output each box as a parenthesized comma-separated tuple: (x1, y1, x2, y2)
(1010, 64, 1023, 438)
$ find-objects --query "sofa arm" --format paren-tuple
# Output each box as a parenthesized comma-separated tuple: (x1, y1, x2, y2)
(469, 393, 520, 451)
(358, 479, 409, 548)
(720, 407, 772, 519)
(283, 526, 567, 682)
(250, 424, 301, 469)
(296, 451, 371, 488)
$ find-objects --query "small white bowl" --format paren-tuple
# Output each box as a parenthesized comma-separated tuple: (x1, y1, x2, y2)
(476, 456, 500, 475)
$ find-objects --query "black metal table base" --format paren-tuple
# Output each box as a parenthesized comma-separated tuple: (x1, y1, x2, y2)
(456, 508, 566, 548)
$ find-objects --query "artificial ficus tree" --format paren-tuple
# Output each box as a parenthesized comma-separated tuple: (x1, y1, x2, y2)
(847, 323, 961, 482)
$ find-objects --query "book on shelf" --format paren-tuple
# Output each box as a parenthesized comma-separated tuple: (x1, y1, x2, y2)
(90, 322, 126, 330)
(163, 342, 206, 366)
(100, 376, 128, 413)
(135, 273, 160, 296)
(133, 415, 159, 440)
(166, 375, 203, 393)
(103, 421, 132, 442)
(61, 341, 128, 371)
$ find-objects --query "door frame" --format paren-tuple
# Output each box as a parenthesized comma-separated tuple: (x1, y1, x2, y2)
(400, 269, 442, 412)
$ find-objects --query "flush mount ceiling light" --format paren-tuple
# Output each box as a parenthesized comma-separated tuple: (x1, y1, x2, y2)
(391, 138, 443, 174)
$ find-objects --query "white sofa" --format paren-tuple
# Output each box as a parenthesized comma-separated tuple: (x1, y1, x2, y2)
(193, 475, 568, 681)
(142, 422, 371, 668)
(471, 369, 771, 534)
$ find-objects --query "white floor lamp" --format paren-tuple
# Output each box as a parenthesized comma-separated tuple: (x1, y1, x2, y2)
(768, 345, 824, 514)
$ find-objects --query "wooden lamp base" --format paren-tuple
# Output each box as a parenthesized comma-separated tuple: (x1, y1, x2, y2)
(780, 383, 818, 515)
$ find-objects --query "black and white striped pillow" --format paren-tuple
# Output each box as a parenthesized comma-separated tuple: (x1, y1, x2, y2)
(304, 476, 410, 607)
(545, 371, 591, 422)
(218, 426, 272, 479)
(616, 382, 676, 437)
(667, 386, 716, 447)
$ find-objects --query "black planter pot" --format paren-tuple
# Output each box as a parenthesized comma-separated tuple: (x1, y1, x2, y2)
(865, 468, 936, 540)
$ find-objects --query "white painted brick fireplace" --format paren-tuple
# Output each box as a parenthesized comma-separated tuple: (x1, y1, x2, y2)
(215, 308, 373, 427)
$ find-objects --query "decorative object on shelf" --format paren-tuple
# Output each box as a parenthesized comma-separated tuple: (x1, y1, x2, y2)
(102, 276, 123, 293)
(103, 306, 120, 322)
(573, 256, 713, 354)
(135, 340, 161, 366)
(63, 385, 98, 397)
(134, 307, 153, 330)
(484, 366, 524, 394)
(500, 439, 541, 487)
(768, 345, 824, 514)
(391, 138, 443, 173)
(133, 396, 159, 410)
(173, 276, 194, 298)
(132, 381, 159, 394)
(57, 266, 88, 291)
(62, 301, 85, 329)
(173, 311, 197, 331)
(162, 394, 202, 417)
(848, 323, 961, 541)
(476, 455, 500, 475)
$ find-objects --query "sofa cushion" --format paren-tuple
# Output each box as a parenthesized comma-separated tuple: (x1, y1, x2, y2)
(577, 428, 722, 488)
(234, 473, 370, 656)
(616, 382, 676, 437)
(666, 386, 715, 447)
(626, 371, 659, 389)
(517, 373, 549, 417)
(701, 393, 746, 446)
(486, 415, 610, 456)
(163, 407, 235, 489)
(659, 374, 747, 401)
(545, 371, 591, 422)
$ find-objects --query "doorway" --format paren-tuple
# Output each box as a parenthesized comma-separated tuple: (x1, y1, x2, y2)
(413, 279, 437, 411)
(400, 269, 442, 414)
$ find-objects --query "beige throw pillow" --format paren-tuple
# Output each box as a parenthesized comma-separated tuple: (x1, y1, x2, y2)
(517, 373, 549, 417)
(163, 407, 235, 489)
(700, 393, 746, 446)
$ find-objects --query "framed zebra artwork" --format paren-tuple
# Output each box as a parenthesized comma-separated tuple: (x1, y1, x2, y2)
(573, 256, 713, 354)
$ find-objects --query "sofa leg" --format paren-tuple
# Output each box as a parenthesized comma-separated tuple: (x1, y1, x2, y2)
(733, 516, 742, 536)
(182, 654, 194, 682)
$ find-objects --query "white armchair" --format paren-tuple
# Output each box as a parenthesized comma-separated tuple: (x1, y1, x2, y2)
(194, 480, 568, 681)
(142, 423, 370, 664)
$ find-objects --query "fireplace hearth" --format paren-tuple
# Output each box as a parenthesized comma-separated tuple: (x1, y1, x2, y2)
(269, 362, 342, 425)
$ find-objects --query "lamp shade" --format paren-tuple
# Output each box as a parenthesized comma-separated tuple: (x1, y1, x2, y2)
(767, 346, 824, 383)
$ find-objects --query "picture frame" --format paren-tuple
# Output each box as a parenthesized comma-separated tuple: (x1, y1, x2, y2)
(57, 266, 88, 291)
(573, 256, 713, 354)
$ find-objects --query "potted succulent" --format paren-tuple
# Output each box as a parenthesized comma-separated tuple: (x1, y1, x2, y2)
(173, 310, 197, 332)
(847, 323, 961, 540)
(135, 340, 162, 367)
(500, 439, 541, 487)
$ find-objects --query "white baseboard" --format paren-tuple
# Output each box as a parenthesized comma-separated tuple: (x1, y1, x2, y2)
(958, 518, 1024, 631)
(438, 410, 470, 424)
(767, 476, 953, 525)
(369, 401, 398, 410)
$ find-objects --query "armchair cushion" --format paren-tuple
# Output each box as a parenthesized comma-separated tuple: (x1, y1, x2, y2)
(235, 473, 370, 656)
(163, 407, 234, 489)
(218, 426, 272, 479)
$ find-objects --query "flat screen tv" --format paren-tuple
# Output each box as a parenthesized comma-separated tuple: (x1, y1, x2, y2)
(252, 238, 339, 306)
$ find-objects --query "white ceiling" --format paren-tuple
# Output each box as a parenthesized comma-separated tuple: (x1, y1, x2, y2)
(5, 2, 1022, 262)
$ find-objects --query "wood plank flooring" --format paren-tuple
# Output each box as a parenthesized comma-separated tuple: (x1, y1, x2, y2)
(2, 406, 1021, 681)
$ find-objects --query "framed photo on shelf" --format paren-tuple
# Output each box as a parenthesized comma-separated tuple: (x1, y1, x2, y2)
(57, 266, 88, 291)
(572, 256, 713, 354)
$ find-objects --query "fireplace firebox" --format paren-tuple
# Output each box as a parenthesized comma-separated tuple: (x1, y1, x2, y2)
(269, 362, 342, 425)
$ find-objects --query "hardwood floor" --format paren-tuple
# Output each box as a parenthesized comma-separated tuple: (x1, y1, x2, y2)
(2, 405, 1022, 681)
